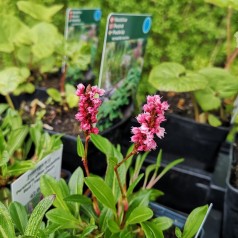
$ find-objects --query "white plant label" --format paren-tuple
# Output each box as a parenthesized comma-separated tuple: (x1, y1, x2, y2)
(11, 147, 63, 207)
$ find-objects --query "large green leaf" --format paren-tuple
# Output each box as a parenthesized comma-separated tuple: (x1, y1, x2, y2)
(198, 67, 238, 98)
(148, 62, 207, 92)
(194, 88, 221, 111)
(0, 16, 30, 53)
(0, 67, 30, 95)
(30, 23, 61, 60)
(0, 202, 15, 238)
(84, 176, 116, 213)
(141, 221, 164, 238)
(46, 208, 80, 229)
(24, 195, 55, 236)
(17, 1, 63, 22)
(205, 0, 238, 10)
(182, 204, 208, 238)
(126, 206, 153, 225)
(9, 202, 28, 234)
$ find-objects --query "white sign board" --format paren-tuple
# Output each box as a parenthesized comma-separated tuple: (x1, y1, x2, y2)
(11, 147, 63, 207)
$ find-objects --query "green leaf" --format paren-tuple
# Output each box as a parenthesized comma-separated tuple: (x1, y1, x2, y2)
(69, 167, 84, 195)
(175, 227, 182, 238)
(148, 62, 207, 92)
(205, 0, 238, 10)
(47, 88, 62, 103)
(194, 88, 221, 111)
(40, 175, 70, 212)
(77, 136, 85, 158)
(141, 221, 164, 238)
(198, 67, 238, 99)
(46, 208, 80, 229)
(0, 202, 15, 238)
(107, 220, 121, 233)
(80, 225, 98, 237)
(0, 67, 30, 95)
(182, 204, 208, 238)
(0, 104, 9, 115)
(126, 206, 153, 225)
(65, 84, 78, 108)
(0, 151, 10, 167)
(24, 195, 55, 236)
(152, 216, 173, 231)
(99, 208, 113, 231)
(84, 176, 116, 213)
(64, 195, 92, 205)
(7, 126, 29, 156)
(13, 82, 35, 96)
(9, 202, 28, 234)
(208, 114, 222, 127)
(30, 23, 62, 60)
(127, 174, 144, 196)
(90, 134, 113, 157)
(17, 1, 63, 22)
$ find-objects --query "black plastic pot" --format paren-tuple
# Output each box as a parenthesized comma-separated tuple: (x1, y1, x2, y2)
(121, 116, 230, 215)
(222, 141, 238, 238)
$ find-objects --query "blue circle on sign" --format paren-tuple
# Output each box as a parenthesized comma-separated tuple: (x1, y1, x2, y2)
(142, 17, 151, 34)
(94, 10, 102, 21)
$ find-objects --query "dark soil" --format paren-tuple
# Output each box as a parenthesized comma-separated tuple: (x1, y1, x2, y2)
(159, 92, 194, 119)
(230, 143, 238, 188)
(163, 227, 178, 238)
(20, 100, 81, 136)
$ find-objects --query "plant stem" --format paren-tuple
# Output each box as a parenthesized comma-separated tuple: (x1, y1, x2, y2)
(60, 65, 67, 93)
(82, 135, 90, 177)
(191, 93, 199, 122)
(82, 134, 100, 216)
(225, 48, 238, 69)
(5, 94, 15, 109)
(226, 7, 233, 63)
(114, 151, 135, 199)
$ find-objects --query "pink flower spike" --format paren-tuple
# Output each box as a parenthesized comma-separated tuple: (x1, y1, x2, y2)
(131, 95, 169, 152)
(75, 84, 105, 135)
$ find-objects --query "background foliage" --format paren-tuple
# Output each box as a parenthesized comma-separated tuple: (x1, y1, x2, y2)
(1, 0, 238, 105)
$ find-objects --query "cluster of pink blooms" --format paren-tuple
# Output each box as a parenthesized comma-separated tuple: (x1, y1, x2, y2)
(131, 95, 169, 152)
(75, 84, 105, 135)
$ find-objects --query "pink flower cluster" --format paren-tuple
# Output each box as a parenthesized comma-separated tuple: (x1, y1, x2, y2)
(131, 95, 169, 152)
(75, 84, 105, 135)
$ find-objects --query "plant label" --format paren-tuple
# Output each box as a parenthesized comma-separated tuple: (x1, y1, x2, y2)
(99, 13, 152, 96)
(63, 8, 102, 84)
(11, 147, 63, 210)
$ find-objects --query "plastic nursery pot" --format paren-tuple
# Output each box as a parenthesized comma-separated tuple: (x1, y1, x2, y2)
(143, 160, 211, 213)
(149, 202, 205, 238)
(123, 113, 230, 172)
(222, 141, 238, 238)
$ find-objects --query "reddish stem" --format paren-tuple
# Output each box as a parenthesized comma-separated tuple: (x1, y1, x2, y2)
(60, 65, 67, 93)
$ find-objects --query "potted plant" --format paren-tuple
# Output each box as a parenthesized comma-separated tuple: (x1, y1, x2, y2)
(5, 85, 209, 237)
(0, 105, 62, 207)
(147, 62, 238, 169)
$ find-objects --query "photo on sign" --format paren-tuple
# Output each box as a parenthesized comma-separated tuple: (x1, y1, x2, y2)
(65, 9, 101, 86)
(100, 38, 146, 97)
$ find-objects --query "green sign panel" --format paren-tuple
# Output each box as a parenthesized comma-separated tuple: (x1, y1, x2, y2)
(99, 13, 152, 93)
(64, 8, 101, 85)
